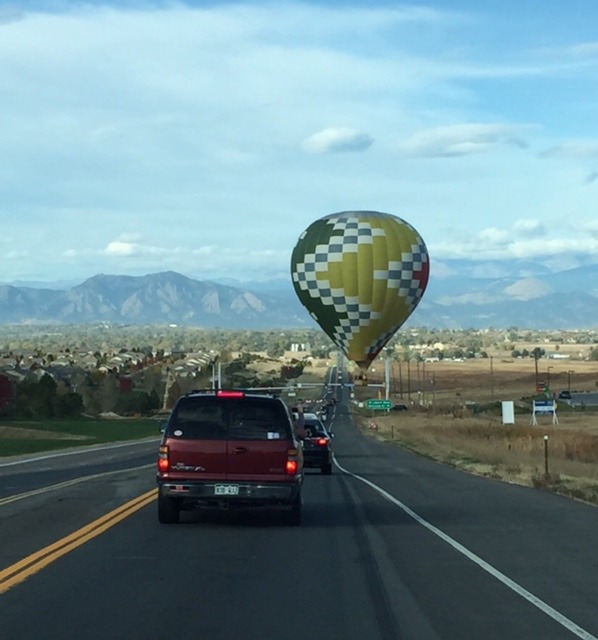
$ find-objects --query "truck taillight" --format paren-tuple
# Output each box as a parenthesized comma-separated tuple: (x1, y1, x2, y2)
(286, 459, 299, 475)
(158, 445, 170, 472)
(286, 448, 300, 475)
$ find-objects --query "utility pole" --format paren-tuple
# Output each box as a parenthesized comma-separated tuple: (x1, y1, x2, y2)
(398, 359, 403, 397)
(210, 357, 219, 391)
(384, 349, 392, 400)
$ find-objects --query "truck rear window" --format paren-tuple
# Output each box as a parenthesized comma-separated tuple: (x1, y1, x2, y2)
(228, 400, 289, 441)
(167, 396, 291, 441)
(168, 397, 227, 440)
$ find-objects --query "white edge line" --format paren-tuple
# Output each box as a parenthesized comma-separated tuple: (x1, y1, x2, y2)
(0, 438, 160, 468)
(334, 456, 597, 640)
(0, 464, 155, 507)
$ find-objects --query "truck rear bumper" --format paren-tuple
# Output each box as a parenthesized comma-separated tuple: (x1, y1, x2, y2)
(158, 478, 302, 505)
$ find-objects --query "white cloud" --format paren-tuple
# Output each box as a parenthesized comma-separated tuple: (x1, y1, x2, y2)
(503, 278, 552, 300)
(105, 242, 140, 257)
(104, 241, 168, 257)
(540, 141, 598, 159)
(539, 141, 598, 185)
(192, 246, 218, 257)
(513, 219, 545, 238)
(437, 292, 502, 306)
(98, 241, 292, 281)
(431, 236, 598, 261)
(569, 42, 598, 56)
(478, 227, 510, 246)
(0, 2, 597, 284)
(428, 260, 456, 278)
(302, 127, 374, 154)
(397, 124, 529, 157)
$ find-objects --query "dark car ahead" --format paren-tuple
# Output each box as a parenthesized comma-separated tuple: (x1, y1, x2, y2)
(157, 390, 304, 525)
(301, 413, 333, 475)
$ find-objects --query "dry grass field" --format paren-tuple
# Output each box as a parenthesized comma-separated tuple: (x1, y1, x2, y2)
(298, 357, 598, 506)
(352, 358, 598, 506)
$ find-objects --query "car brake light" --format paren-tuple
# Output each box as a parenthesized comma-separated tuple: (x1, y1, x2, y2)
(158, 445, 169, 472)
(286, 448, 299, 475)
(316, 437, 329, 446)
(217, 390, 245, 398)
(286, 459, 299, 475)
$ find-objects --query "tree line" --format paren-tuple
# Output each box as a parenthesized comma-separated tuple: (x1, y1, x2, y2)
(1, 354, 307, 420)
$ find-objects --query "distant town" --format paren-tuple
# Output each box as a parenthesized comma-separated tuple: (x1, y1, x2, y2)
(0, 324, 596, 419)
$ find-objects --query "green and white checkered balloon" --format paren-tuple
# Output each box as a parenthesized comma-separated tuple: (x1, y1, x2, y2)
(291, 211, 429, 369)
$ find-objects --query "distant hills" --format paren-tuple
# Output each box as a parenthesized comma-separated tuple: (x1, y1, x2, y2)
(1, 259, 597, 329)
(0, 271, 310, 329)
(419, 258, 598, 330)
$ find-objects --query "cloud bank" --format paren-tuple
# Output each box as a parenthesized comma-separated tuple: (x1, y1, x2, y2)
(0, 1, 596, 284)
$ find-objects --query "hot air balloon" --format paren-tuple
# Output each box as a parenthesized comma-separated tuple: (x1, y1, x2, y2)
(290, 211, 429, 370)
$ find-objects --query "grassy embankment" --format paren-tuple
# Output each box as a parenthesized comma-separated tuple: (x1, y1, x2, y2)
(0, 417, 161, 458)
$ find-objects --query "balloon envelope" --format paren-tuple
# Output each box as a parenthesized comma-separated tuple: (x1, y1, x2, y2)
(290, 211, 429, 369)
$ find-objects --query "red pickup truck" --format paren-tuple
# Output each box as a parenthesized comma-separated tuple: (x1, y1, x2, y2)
(157, 390, 304, 525)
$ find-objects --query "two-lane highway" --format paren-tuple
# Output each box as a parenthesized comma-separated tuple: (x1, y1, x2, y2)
(1, 394, 597, 639)
(0, 438, 159, 499)
(0, 439, 159, 579)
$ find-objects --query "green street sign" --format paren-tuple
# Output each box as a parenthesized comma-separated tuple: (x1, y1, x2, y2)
(366, 399, 392, 410)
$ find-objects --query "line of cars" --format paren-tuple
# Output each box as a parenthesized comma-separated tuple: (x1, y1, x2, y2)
(155, 389, 334, 526)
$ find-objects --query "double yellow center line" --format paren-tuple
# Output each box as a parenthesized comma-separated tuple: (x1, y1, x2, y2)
(0, 488, 157, 595)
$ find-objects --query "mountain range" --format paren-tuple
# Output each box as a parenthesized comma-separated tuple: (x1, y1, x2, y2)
(1, 259, 597, 330)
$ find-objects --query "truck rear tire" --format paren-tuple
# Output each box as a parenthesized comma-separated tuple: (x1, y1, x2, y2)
(158, 494, 180, 524)
(282, 493, 301, 526)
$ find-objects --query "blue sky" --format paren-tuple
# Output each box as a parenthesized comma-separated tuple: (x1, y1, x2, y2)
(1, 0, 598, 285)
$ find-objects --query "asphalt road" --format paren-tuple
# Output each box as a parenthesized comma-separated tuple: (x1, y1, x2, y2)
(566, 392, 598, 408)
(0, 439, 159, 499)
(1, 393, 597, 640)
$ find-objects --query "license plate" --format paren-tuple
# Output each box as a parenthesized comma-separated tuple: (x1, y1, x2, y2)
(215, 484, 239, 496)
